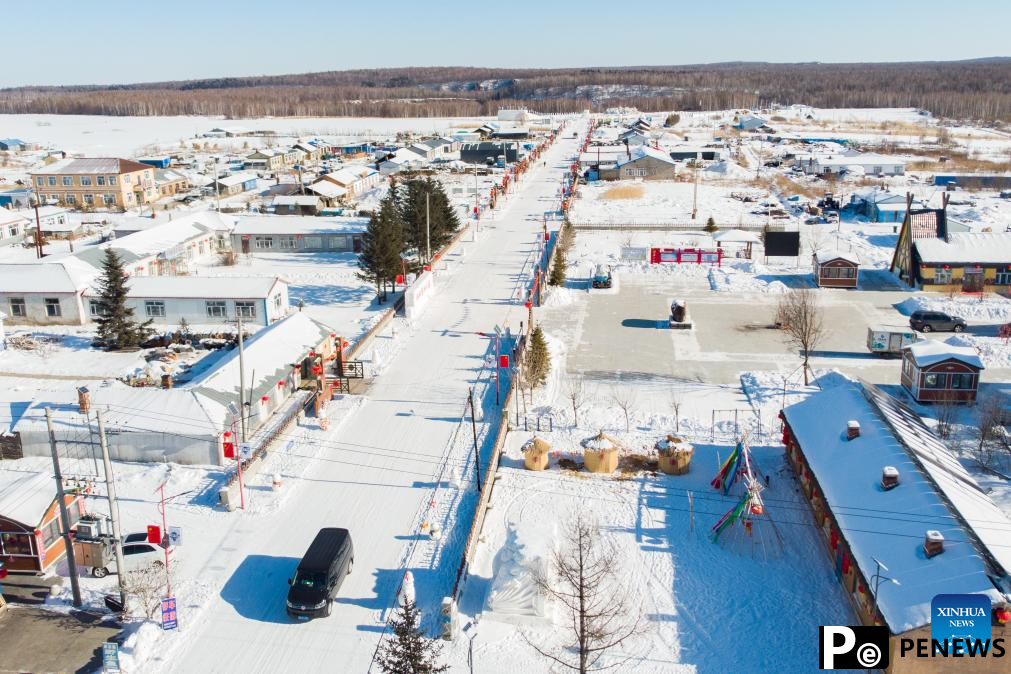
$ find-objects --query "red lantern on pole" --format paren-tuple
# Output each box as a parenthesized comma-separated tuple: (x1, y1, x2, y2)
(223, 432, 235, 458)
(499, 354, 509, 368)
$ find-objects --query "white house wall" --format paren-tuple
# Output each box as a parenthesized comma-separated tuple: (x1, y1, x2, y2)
(1, 292, 86, 326)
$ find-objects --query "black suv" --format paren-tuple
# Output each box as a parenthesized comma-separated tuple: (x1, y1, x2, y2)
(909, 310, 966, 333)
(286, 528, 354, 619)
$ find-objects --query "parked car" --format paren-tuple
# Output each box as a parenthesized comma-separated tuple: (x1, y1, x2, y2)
(90, 535, 164, 578)
(909, 310, 966, 333)
(286, 528, 354, 620)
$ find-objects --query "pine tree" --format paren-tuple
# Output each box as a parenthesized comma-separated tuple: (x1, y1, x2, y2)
(548, 253, 567, 286)
(526, 326, 551, 388)
(94, 248, 151, 350)
(399, 178, 459, 261)
(358, 193, 404, 302)
(665, 113, 680, 127)
(704, 216, 718, 233)
(376, 600, 448, 674)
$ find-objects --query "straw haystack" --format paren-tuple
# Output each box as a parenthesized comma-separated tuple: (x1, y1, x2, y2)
(581, 430, 620, 474)
(522, 436, 551, 471)
(656, 435, 694, 475)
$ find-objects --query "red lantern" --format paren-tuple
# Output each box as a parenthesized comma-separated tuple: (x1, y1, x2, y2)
(830, 530, 839, 549)
(396, 274, 405, 285)
(499, 355, 509, 368)
(996, 608, 1010, 625)
(0, 564, 7, 580)
(261, 395, 269, 403)
(524, 300, 533, 310)
(147, 525, 161, 545)
(750, 503, 764, 516)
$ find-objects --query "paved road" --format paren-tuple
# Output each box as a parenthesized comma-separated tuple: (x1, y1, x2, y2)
(0, 604, 119, 674)
(160, 130, 582, 673)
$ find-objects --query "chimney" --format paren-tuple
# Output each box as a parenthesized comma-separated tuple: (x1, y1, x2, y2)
(881, 466, 899, 490)
(846, 420, 861, 440)
(924, 530, 945, 558)
(77, 386, 91, 414)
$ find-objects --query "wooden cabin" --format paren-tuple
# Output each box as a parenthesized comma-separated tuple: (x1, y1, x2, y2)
(813, 249, 860, 288)
(900, 340, 983, 404)
(0, 472, 83, 573)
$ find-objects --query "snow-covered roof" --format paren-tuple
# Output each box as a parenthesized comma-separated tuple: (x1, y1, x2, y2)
(0, 258, 97, 293)
(214, 172, 259, 187)
(323, 166, 377, 186)
(814, 248, 860, 265)
(34, 157, 151, 175)
(914, 232, 1011, 264)
(232, 214, 368, 236)
(815, 153, 905, 168)
(617, 145, 676, 168)
(272, 195, 321, 207)
(104, 214, 214, 257)
(783, 382, 1009, 633)
(0, 470, 60, 527)
(903, 340, 984, 370)
(307, 181, 347, 199)
(83, 275, 282, 300)
(187, 312, 331, 407)
(0, 210, 31, 226)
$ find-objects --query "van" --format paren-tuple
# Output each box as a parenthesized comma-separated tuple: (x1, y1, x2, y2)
(286, 528, 354, 619)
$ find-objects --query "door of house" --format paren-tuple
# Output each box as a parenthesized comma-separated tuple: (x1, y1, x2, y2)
(963, 268, 984, 292)
(241, 237, 250, 254)
(352, 236, 362, 253)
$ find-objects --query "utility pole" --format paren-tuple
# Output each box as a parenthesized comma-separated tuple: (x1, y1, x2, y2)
(234, 314, 247, 442)
(468, 388, 482, 491)
(32, 193, 43, 258)
(214, 158, 221, 213)
(45, 408, 82, 608)
(692, 152, 700, 220)
(425, 191, 431, 264)
(97, 411, 126, 608)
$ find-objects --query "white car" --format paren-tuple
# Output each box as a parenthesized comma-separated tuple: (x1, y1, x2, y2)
(90, 534, 166, 578)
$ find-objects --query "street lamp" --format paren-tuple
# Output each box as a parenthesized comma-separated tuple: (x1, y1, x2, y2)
(870, 557, 900, 625)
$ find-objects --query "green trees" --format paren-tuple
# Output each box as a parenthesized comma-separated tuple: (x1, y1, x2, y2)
(525, 326, 551, 388)
(398, 178, 460, 262)
(704, 216, 718, 233)
(357, 192, 405, 303)
(93, 248, 152, 350)
(375, 600, 448, 674)
(664, 113, 681, 127)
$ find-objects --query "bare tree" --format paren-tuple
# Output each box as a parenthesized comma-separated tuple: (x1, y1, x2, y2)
(974, 394, 1009, 471)
(122, 564, 172, 620)
(670, 393, 683, 434)
(776, 289, 828, 385)
(567, 377, 586, 428)
(529, 513, 642, 673)
(934, 389, 960, 440)
(610, 388, 636, 433)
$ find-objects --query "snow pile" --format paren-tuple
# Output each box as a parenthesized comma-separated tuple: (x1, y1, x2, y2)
(568, 181, 777, 226)
(540, 285, 580, 308)
(896, 295, 1011, 322)
(945, 334, 1011, 368)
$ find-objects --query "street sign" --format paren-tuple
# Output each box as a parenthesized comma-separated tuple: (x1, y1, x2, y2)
(167, 526, 182, 547)
(160, 596, 178, 630)
(102, 642, 120, 673)
(493, 324, 502, 337)
(239, 443, 253, 461)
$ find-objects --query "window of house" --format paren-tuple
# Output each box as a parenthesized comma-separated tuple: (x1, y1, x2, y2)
(83, 194, 94, 206)
(996, 272, 1011, 285)
(41, 518, 62, 547)
(327, 236, 343, 249)
(235, 301, 256, 318)
(9, 297, 26, 317)
(44, 298, 61, 317)
(923, 373, 947, 389)
(123, 174, 131, 184)
(66, 194, 76, 205)
(61, 176, 73, 186)
(89, 300, 109, 317)
(206, 300, 227, 318)
(254, 236, 273, 249)
(47, 176, 56, 186)
(96, 176, 106, 186)
(0, 532, 32, 556)
(303, 236, 322, 249)
(36, 177, 44, 186)
(279, 236, 296, 249)
(103, 194, 116, 205)
(949, 373, 974, 389)
(80, 176, 92, 186)
(273, 294, 283, 312)
(145, 301, 165, 317)
(108, 176, 117, 185)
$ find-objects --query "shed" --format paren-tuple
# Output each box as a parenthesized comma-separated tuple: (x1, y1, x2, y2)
(137, 157, 172, 169)
(0, 188, 32, 209)
(812, 249, 860, 288)
(900, 340, 984, 404)
(0, 471, 83, 573)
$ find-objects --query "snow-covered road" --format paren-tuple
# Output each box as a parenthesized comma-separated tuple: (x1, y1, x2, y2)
(156, 131, 581, 673)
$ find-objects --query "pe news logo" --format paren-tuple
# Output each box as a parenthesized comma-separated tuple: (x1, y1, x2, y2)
(820, 626, 889, 669)
(931, 594, 991, 652)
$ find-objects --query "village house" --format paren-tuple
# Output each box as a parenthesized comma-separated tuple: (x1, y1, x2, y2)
(850, 188, 923, 223)
(210, 172, 259, 197)
(83, 275, 289, 328)
(155, 168, 190, 198)
(0, 258, 97, 325)
(231, 215, 366, 254)
(271, 195, 323, 216)
(900, 340, 984, 404)
(600, 145, 678, 181)
(245, 149, 285, 172)
(31, 158, 159, 209)
(798, 151, 905, 177)
(782, 381, 1010, 672)
(28, 206, 78, 239)
(578, 145, 630, 169)
(0, 187, 33, 209)
(5, 313, 336, 465)
(306, 180, 348, 206)
(668, 145, 723, 162)
(734, 114, 767, 131)
(911, 232, 1011, 293)
(0, 210, 31, 247)
(292, 141, 323, 165)
(0, 471, 83, 573)
(459, 142, 521, 165)
(0, 138, 32, 152)
(812, 249, 860, 288)
(314, 166, 381, 199)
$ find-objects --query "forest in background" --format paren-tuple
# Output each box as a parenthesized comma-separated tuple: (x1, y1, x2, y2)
(1, 60, 1010, 121)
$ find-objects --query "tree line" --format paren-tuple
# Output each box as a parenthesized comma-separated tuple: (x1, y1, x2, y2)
(357, 178, 460, 302)
(3, 60, 1011, 121)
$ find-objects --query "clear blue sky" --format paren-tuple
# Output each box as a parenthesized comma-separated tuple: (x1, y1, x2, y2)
(6, 0, 1009, 87)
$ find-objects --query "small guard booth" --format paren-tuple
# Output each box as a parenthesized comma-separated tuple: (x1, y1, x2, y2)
(0, 472, 83, 573)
